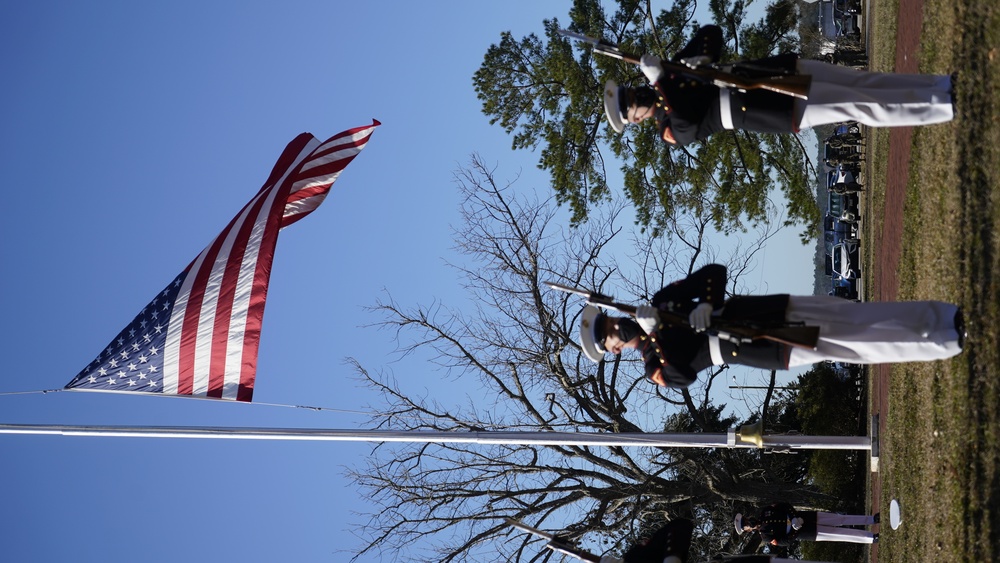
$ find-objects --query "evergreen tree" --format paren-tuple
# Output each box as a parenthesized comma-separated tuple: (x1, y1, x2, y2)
(474, 0, 819, 240)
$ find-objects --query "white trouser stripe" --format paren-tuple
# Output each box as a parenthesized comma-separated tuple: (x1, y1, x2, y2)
(708, 335, 725, 365)
(719, 88, 735, 130)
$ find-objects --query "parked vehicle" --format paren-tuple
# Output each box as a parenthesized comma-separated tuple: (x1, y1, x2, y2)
(830, 276, 859, 300)
(827, 162, 856, 187)
(822, 120, 863, 295)
(824, 214, 859, 242)
(831, 241, 860, 280)
(826, 133, 863, 148)
(818, 0, 861, 39)
(824, 142, 862, 166)
(827, 163, 863, 194)
(828, 121, 863, 150)
(835, 122, 861, 136)
(828, 192, 858, 223)
(835, 0, 862, 16)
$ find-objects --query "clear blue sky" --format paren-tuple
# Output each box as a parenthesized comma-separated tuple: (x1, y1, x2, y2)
(0, 2, 813, 561)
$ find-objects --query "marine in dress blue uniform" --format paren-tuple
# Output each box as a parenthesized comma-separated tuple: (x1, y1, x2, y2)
(604, 25, 954, 146)
(735, 503, 878, 545)
(579, 264, 965, 389)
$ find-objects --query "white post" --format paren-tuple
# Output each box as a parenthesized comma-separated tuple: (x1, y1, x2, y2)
(0, 424, 872, 451)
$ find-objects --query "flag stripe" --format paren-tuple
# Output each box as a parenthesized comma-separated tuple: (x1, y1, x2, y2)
(194, 215, 247, 397)
(282, 126, 378, 227)
(169, 136, 319, 398)
(205, 194, 267, 398)
(230, 135, 324, 400)
(177, 224, 229, 396)
(259, 133, 320, 195)
(228, 178, 287, 399)
(193, 159, 295, 397)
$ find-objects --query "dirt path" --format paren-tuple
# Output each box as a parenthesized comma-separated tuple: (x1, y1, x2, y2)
(868, 0, 925, 559)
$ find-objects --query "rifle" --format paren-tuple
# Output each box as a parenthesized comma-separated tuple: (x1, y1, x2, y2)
(559, 29, 811, 100)
(506, 519, 604, 562)
(546, 281, 819, 350)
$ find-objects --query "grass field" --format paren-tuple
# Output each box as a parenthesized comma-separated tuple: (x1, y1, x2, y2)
(864, 0, 1000, 560)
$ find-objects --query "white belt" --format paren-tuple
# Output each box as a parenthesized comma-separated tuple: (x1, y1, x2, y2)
(708, 334, 725, 365)
(719, 88, 735, 130)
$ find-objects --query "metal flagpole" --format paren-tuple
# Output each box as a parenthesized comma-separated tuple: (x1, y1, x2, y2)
(0, 423, 872, 451)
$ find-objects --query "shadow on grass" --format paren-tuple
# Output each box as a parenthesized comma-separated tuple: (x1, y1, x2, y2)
(955, 1, 1000, 560)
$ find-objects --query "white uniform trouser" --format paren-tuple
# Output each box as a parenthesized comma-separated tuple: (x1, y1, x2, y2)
(794, 59, 953, 128)
(814, 512, 877, 544)
(786, 296, 961, 366)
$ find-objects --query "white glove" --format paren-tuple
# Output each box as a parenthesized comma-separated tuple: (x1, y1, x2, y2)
(688, 303, 714, 332)
(679, 54, 711, 69)
(635, 305, 660, 335)
(639, 53, 664, 83)
(791, 517, 804, 530)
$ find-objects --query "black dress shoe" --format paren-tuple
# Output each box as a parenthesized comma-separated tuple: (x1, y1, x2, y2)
(955, 308, 966, 349)
(950, 71, 958, 114)
(872, 512, 880, 524)
(873, 533, 879, 544)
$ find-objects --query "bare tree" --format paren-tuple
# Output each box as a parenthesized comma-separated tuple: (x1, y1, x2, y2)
(346, 156, 827, 562)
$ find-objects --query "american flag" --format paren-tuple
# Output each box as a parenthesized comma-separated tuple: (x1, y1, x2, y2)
(65, 121, 379, 402)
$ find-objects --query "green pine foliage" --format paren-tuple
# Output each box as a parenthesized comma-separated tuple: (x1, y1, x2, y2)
(474, 0, 820, 238)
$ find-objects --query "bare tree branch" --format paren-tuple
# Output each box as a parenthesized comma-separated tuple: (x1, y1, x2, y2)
(345, 157, 827, 562)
